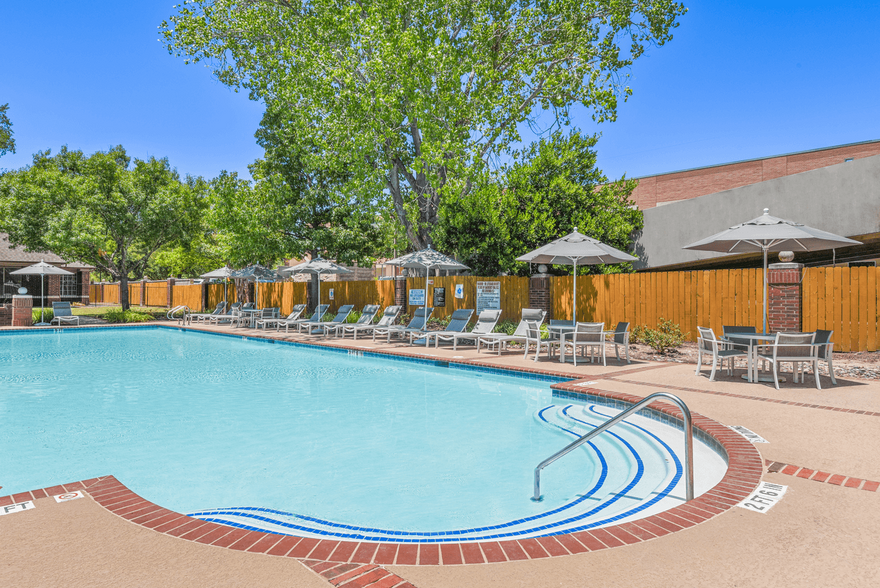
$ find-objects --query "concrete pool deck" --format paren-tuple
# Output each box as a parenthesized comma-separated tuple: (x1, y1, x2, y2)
(2, 322, 878, 587)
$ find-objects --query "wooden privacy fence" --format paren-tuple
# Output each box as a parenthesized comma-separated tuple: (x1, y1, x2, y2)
(802, 267, 880, 352)
(551, 269, 765, 342)
(405, 275, 530, 323)
(256, 282, 309, 316)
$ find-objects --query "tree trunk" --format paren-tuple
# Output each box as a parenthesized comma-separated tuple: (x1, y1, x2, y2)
(119, 274, 130, 311)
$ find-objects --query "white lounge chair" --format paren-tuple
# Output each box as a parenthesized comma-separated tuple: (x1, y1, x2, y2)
(374, 307, 434, 343)
(284, 304, 330, 333)
(257, 304, 306, 330)
(185, 301, 226, 325)
(207, 302, 243, 325)
(476, 309, 546, 355)
(333, 305, 402, 340)
(322, 304, 380, 337)
(413, 308, 477, 347)
(298, 304, 354, 335)
(50, 302, 80, 326)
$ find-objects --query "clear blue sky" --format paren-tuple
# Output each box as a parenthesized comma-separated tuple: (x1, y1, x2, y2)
(3, 1, 879, 181)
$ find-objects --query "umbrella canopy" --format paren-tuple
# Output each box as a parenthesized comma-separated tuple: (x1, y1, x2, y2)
(200, 266, 236, 305)
(278, 256, 352, 310)
(230, 264, 277, 308)
(10, 260, 74, 325)
(386, 245, 469, 307)
(683, 208, 861, 332)
(516, 229, 638, 322)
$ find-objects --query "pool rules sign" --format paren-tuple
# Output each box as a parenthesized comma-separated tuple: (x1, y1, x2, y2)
(476, 281, 501, 315)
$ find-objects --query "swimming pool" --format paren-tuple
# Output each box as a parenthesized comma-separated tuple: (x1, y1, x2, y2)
(0, 327, 727, 542)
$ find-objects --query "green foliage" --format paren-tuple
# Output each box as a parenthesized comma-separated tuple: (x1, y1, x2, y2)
(162, 0, 686, 248)
(32, 308, 54, 323)
(632, 318, 685, 354)
(436, 131, 642, 275)
(494, 319, 519, 336)
(0, 103, 15, 159)
(102, 308, 155, 323)
(0, 145, 209, 310)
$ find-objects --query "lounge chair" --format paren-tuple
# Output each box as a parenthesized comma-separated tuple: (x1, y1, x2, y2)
(322, 304, 380, 338)
(333, 305, 402, 340)
(373, 307, 434, 343)
(476, 309, 547, 355)
(413, 308, 477, 347)
(256, 304, 306, 330)
(297, 304, 354, 335)
(283, 304, 330, 333)
(206, 302, 242, 325)
(185, 301, 226, 325)
(49, 302, 80, 326)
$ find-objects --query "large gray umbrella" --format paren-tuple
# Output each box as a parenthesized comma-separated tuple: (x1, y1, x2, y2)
(278, 257, 352, 311)
(516, 228, 638, 322)
(10, 260, 74, 326)
(386, 244, 469, 308)
(200, 266, 235, 305)
(683, 208, 861, 333)
(230, 264, 277, 307)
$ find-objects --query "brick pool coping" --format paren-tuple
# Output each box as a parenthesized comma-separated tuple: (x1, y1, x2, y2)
(1, 323, 765, 564)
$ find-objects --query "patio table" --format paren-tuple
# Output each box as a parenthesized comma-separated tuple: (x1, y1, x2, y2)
(722, 332, 777, 383)
(236, 308, 262, 328)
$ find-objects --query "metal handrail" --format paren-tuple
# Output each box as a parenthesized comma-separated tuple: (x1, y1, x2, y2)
(167, 305, 189, 323)
(532, 392, 694, 502)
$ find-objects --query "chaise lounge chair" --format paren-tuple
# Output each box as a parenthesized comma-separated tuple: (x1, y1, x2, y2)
(421, 308, 502, 349)
(331, 305, 402, 340)
(476, 309, 547, 355)
(373, 307, 434, 343)
(320, 304, 380, 338)
(283, 304, 330, 333)
(206, 302, 243, 325)
(298, 304, 354, 335)
(256, 304, 306, 330)
(184, 301, 226, 325)
(411, 308, 474, 346)
(50, 302, 80, 326)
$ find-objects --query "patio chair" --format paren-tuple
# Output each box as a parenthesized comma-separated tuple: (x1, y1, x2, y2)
(374, 307, 434, 343)
(184, 301, 226, 325)
(695, 326, 748, 382)
(256, 304, 306, 330)
(757, 332, 821, 390)
(523, 320, 555, 362)
(334, 305, 402, 340)
(606, 322, 631, 364)
(411, 308, 474, 346)
(299, 304, 354, 335)
(422, 309, 502, 350)
(206, 302, 242, 325)
(476, 309, 546, 355)
(284, 304, 330, 333)
(723, 325, 759, 371)
(320, 304, 380, 337)
(49, 302, 80, 326)
(812, 329, 836, 385)
(560, 322, 606, 366)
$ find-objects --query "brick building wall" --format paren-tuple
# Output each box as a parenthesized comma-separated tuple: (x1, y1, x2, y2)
(630, 140, 880, 210)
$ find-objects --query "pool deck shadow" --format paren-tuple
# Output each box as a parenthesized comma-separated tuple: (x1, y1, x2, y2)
(1, 322, 878, 587)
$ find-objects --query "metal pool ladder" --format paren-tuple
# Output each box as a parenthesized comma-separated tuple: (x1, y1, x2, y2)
(532, 392, 694, 502)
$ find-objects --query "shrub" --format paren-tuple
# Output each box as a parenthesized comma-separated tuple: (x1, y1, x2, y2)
(494, 319, 518, 335)
(32, 308, 54, 323)
(632, 318, 686, 354)
(102, 308, 155, 323)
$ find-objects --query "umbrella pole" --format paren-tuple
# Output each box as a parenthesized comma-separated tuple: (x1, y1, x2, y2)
(763, 248, 768, 333)
(572, 260, 578, 323)
(41, 273, 45, 324)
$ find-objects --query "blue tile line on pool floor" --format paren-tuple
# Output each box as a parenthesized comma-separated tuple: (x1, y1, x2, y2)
(188, 405, 612, 540)
(191, 405, 686, 542)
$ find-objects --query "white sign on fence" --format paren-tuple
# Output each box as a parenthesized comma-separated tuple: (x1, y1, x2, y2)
(476, 281, 501, 315)
(409, 289, 426, 306)
(454, 284, 464, 299)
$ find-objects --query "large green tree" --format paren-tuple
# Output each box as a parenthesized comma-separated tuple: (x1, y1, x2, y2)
(0, 103, 15, 159)
(162, 0, 686, 249)
(436, 131, 642, 275)
(0, 146, 208, 309)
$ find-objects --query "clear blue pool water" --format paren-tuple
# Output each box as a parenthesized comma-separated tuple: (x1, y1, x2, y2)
(0, 327, 724, 541)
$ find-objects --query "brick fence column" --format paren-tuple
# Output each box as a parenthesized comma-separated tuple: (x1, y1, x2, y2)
(0, 304, 12, 326)
(394, 277, 407, 308)
(529, 274, 552, 318)
(167, 278, 175, 308)
(12, 294, 33, 327)
(767, 263, 803, 332)
(80, 270, 91, 305)
(47, 274, 61, 306)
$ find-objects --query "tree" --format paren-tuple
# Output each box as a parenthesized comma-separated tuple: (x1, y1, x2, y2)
(435, 131, 642, 275)
(0, 103, 15, 159)
(161, 0, 686, 249)
(0, 146, 208, 310)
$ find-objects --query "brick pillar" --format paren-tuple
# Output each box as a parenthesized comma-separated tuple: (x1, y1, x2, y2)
(12, 295, 33, 327)
(767, 263, 803, 332)
(47, 274, 61, 305)
(529, 274, 552, 318)
(0, 304, 11, 326)
(167, 278, 175, 308)
(394, 277, 407, 307)
(80, 270, 91, 305)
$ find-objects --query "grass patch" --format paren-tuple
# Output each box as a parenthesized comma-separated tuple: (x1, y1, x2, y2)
(102, 308, 156, 323)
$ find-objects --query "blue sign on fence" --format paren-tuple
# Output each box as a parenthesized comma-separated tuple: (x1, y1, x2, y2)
(409, 289, 426, 306)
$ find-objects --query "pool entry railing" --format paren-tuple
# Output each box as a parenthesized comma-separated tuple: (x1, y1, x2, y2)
(532, 392, 694, 502)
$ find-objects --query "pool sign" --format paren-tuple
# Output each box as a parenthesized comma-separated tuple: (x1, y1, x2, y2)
(409, 288, 426, 306)
(454, 284, 464, 299)
(476, 281, 501, 314)
(54, 490, 84, 503)
(1, 500, 35, 516)
(328, 288, 334, 300)
(737, 481, 788, 514)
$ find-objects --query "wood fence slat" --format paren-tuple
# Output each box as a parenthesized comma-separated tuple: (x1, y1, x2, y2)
(867, 268, 877, 351)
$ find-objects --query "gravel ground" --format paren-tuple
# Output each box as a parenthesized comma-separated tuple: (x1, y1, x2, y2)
(629, 341, 880, 381)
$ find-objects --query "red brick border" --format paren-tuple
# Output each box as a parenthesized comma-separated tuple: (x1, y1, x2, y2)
(765, 460, 879, 492)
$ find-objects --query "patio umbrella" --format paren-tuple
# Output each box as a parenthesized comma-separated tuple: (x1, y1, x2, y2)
(200, 266, 235, 306)
(516, 228, 638, 322)
(278, 257, 352, 312)
(230, 264, 277, 307)
(10, 260, 74, 326)
(386, 244, 469, 307)
(683, 208, 861, 333)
